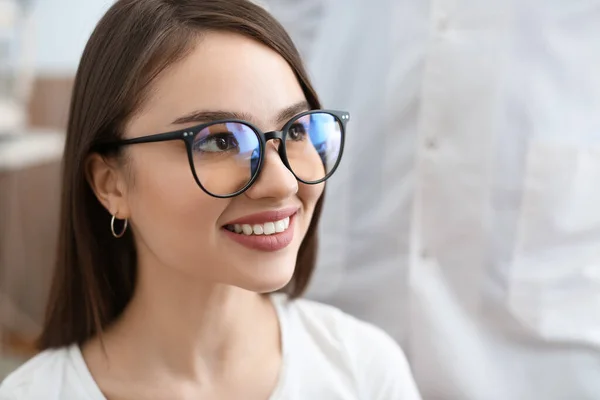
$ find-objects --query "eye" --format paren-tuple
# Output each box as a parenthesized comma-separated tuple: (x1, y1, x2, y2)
(193, 133, 239, 153)
(287, 123, 307, 141)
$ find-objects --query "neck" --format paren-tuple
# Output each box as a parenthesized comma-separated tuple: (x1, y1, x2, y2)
(97, 258, 281, 380)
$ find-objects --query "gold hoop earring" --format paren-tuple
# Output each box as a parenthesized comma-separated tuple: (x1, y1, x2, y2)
(111, 214, 128, 238)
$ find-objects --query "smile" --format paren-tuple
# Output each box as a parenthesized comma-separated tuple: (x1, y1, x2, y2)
(224, 216, 291, 236)
(221, 208, 298, 252)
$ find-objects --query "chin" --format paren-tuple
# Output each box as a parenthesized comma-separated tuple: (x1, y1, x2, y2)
(245, 279, 291, 294)
(232, 253, 297, 294)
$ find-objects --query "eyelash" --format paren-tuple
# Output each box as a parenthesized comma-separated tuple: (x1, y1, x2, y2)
(192, 133, 240, 153)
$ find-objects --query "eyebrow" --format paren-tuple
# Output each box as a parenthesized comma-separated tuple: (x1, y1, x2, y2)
(170, 100, 311, 126)
(275, 101, 311, 124)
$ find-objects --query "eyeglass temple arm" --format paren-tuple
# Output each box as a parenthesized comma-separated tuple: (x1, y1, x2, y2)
(110, 131, 186, 146)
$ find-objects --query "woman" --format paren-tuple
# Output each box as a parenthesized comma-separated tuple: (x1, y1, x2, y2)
(0, 1, 420, 399)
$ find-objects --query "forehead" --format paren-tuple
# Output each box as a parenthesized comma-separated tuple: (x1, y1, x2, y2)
(128, 31, 306, 135)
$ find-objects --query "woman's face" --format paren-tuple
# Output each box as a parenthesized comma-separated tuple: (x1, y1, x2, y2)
(112, 31, 323, 292)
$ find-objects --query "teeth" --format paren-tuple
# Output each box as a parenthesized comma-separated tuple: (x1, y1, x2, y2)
(252, 224, 264, 235)
(274, 220, 285, 233)
(242, 225, 253, 235)
(230, 216, 291, 236)
(264, 222, 275, 235)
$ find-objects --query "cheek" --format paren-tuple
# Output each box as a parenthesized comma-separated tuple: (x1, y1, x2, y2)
(126, 153, 228, 267)
(298, 182, 324, 224)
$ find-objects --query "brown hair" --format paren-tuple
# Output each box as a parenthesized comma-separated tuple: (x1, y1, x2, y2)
(38, 0, 324, 350)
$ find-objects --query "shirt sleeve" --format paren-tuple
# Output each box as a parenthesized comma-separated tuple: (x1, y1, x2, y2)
(350, 321, 422, 400)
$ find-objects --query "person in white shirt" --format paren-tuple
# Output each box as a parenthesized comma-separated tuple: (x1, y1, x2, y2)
(264, 0, 600, 399)
(0, 1, 421, 399)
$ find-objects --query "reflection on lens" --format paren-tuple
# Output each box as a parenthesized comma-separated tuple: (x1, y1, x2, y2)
(285, 112, 342, 183)
(191, 122, 260, 195)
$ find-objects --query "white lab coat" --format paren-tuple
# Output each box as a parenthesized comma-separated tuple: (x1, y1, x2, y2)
(265, 0, 600, 399)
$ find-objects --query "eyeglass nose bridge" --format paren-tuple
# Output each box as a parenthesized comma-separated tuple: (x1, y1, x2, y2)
(264, 130, 283, 142)
(263, 130, 286, 157)
(259, 130, 290, 170)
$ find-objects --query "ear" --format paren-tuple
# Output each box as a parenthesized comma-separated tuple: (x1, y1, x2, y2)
(85, 153, 130, 218)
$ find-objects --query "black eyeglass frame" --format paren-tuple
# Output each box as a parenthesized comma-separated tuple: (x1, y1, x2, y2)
(94, 109, 349, 198)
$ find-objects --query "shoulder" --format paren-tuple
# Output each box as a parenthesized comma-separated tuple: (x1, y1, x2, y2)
(273, 295, 422, 399)
(280, 295, 400, 354)
(0, 346, 74, 400)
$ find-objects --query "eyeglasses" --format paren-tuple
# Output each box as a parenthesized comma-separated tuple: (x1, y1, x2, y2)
(96, 110, 349, 198)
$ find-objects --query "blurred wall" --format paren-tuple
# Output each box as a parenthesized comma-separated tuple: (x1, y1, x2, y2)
(1, 2, 114, 358)
(27, 0, 115, 128)
(32, 0, 114, 74)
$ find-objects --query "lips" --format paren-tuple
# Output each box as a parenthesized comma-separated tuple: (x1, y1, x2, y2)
(221, 207, 298, 252)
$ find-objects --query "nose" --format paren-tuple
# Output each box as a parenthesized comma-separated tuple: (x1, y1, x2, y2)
(244, 140, 298, 200)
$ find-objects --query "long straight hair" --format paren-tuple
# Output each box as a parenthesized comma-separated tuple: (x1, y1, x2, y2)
(38, 0, 324, 350)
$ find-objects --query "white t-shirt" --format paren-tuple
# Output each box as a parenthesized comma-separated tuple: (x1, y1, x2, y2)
(0, 295, 421, 400)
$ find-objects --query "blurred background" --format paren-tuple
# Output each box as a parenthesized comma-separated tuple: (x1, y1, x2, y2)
(0, 0, 114, 379)
(1, 0, 600, 397)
